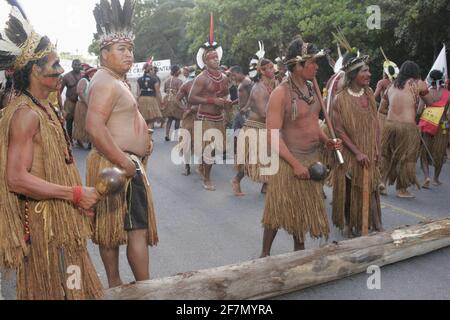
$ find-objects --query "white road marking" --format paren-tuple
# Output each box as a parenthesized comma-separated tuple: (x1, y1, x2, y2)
(381, 202, 429, 220)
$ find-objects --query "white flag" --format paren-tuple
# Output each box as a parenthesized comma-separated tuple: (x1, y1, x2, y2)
(427, 45, 447, 82)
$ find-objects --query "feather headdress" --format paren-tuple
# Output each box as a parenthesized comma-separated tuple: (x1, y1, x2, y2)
(93, 0, 136, 50)
(380, 47, 399, 81)
(0, 0, 55, 71)
(331, 27, 368, 73)
(196, 13, 223, 69)
(248, 41, 265, 78)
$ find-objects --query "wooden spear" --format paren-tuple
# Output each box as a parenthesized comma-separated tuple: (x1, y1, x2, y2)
(312, 77, 345, 164)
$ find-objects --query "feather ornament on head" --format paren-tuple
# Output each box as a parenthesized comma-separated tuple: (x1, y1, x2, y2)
(196, 13, 223, 69)
(248, 41, 265, 78)
(284, 41, 326, 67)
(93, 0, 136, 50)
(331, 28, 369, 73)
(380, 47, 399, 81)
(332, 27, 361, 73)
(0, 0, 55, 71)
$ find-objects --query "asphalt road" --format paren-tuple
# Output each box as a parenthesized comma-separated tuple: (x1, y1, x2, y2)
(1, 128, 450, 300)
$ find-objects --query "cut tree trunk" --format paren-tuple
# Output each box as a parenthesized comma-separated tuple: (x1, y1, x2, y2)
(105, 218, 450, 300)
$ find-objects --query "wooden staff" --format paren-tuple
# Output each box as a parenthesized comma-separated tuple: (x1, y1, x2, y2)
(312, 77, 345, 165)
(362, 167, 370, 236)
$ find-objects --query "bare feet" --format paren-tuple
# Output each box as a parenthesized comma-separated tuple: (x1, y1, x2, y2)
(422, 178, 431, 189)
(231, 178, 245, 197)
(203, 180, 216, 191)
(396, 190, 415, 199)
(259, 253, 270, 259)
(433, 179, 443, 186)
(108, 279, 124, 289)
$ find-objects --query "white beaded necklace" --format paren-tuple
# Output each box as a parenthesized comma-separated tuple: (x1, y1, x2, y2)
(347, 87, 365, 97)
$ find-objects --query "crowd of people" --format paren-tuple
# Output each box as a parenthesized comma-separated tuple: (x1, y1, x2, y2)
(0, 0, 449, 300)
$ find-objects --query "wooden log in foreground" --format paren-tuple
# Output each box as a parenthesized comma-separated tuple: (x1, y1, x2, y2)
(105, 218, 450, 300)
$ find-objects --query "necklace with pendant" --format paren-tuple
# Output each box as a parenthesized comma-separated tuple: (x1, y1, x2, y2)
(347, 87, 365, 98)
(290, 76, 315, 105)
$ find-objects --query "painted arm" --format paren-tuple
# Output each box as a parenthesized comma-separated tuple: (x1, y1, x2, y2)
(86, 80, 136, 178)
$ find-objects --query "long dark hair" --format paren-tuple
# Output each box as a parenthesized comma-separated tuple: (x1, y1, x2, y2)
(13, 36, 52, 92)
(394, 61, 421, 90)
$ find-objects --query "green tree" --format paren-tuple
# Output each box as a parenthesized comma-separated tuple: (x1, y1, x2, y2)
(89, 0, 449, 83)
(134, 0, 195, 64)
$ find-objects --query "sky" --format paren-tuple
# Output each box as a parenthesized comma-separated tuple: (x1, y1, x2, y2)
(0, 0, 99, 56)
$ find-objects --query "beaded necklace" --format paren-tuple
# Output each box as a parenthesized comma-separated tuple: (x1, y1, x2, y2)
(289, 76, 315, 105)
(347, 87, 365, 97)
(262, 79, 275, 95)
(206, 69, 224, 83)
(206, 69, 225, 94)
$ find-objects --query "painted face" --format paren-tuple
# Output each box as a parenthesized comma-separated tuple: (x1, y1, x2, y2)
(355, 64, 371, 87)
(260, 63, 275, 80)
(204, 50, 220, 70)
(35, 51, 65, 91)
(102, 42, 135, 75)
(293, 58, 319, 81)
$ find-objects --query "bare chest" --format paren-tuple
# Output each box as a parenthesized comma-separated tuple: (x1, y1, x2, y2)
(111, 84, 138, 117)
(203, 76, 229, 98)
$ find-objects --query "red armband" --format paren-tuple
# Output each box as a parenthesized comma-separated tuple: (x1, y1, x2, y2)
(207, 97, 215, 105)
(72, 186, 82, 207)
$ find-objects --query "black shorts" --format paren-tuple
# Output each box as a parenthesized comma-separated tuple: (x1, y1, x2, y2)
(124, 164, 149, 231)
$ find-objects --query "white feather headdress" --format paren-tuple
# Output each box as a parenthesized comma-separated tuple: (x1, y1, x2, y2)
(196, 13, 223, 69)
(248, 41, 266, 78)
